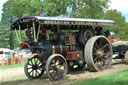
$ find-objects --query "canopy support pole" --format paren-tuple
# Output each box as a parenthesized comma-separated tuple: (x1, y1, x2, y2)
(37, 23, 41, 41)
(15, 28, 21, 44)
(18, 25, 22, 44)
(33, 22, 37, 42)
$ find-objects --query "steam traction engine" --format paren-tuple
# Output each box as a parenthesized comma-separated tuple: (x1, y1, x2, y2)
(11, 16, 115, 81)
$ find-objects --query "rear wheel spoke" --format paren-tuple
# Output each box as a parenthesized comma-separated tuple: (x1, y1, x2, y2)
(101, 44, 108, 50)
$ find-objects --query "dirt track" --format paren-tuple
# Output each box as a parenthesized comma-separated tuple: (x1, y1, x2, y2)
(1, 60, 128, 85)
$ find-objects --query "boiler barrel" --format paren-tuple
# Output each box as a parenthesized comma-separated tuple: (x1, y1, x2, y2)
(52, 44, 66, 56)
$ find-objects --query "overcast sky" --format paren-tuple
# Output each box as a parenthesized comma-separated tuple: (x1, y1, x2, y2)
(0, 0, 128, 22)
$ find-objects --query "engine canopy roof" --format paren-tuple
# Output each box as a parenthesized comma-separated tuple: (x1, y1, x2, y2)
(11, 16, 115, 30)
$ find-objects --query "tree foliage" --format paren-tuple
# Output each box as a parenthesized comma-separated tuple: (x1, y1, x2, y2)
(104, 9, 128, 39)
(0, 0, 44, 49)
(43, 0, 72, 16)
(0, 0, 128, 49)
(104, 9, 125, 26)
(71, 0, 109, 18)
(3, 0, 43, 18)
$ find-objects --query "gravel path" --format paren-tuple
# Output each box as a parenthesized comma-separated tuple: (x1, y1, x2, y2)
(1, 60, 128, 85)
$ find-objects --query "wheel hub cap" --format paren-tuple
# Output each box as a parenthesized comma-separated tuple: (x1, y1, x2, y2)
(97, 51, 103, 57)
(32, 65, 38, 70)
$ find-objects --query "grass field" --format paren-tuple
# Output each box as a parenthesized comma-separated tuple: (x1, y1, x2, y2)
(0, 63, 24, 70)
(74, 69, 128, 85)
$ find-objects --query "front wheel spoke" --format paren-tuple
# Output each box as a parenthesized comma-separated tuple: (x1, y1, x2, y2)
(27, 66, 32, 69)
(56, 71, 60, 79)
(37, 63, 42, 67)
(38, 66, 43, 70)
(35, 70, 37, 77)
(38, 68, 43, 71)
(59, 60, 64, 65)
(36, 70, 40, 75)
(50, 65, 57, 71)
(34, 58, 38, 64)
(28, 62, 32, 66)
(29, 69, 34, 74)
(31, 70, 34, 77)
(55, 60, 60, 65)
(53, 71, 57, 79)
(50, 70, 57, 79)
(38, 64, 43, 69)
(31, 60, 33, 65)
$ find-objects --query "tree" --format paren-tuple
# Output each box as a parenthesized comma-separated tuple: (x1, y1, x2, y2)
(104, 9, 128, 39)
(70, 0, 109, 19)
(43, 0, 72, 16)
(104, 9, 125, 27)
(0, 0, 44, 49)
(0, 0, 111, 48)
(2, 0, 44, 18)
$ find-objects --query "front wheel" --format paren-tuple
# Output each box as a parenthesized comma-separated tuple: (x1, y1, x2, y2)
(84, 36, 112, 71)
(24, 56, 45, 79)
(45, 54, 67, 81)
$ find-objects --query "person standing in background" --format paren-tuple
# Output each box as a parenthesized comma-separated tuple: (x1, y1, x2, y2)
(4, 55, 8, 65)
(14, 52, 19, 64)
(8, 52, 11, 65)
(19, 52, 23, 63)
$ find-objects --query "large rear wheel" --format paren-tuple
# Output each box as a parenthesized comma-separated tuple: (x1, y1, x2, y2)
(84, 36, 112, 71)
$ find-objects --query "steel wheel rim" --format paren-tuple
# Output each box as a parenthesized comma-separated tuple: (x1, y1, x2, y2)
(92, 37, 112, 70)
(24, 56, 44, 79)
(46, 54, 67, 81)
(125, 51, 128, 64)
(84, 36, 112, 71)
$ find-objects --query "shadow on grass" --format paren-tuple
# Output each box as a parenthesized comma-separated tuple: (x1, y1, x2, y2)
(112, 60, 126, 65)
(67, 65, 92, 75)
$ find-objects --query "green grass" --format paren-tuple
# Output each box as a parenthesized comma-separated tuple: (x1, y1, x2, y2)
(0, 63, 24, 70)
(74, 69, 128, 85)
